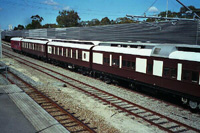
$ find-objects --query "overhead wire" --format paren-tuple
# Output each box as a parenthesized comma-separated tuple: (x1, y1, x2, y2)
(143, 0, 159, 15)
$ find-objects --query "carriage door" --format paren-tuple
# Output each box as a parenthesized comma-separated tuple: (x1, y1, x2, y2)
(112, 54, 119, 68)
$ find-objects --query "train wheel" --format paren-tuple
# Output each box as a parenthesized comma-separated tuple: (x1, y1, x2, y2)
(189, 100, 198, 109)
(129, 83, 135, 89)
(181, 97, 188, 104)
(104, 77, 111, 84)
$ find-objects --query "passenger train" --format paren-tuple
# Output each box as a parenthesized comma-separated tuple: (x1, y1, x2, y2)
(10, 37, 200, 110)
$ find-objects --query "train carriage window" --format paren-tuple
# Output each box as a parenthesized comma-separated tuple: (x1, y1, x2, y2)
(68, 49, 71, 57)
(131, 62, 135, 70)
(63, 48, 65, 56)
(116, 60, 119, 66)
(59, 48, 62, 56)
(107, 58, 109, 64)
(54, 47, 55, 54)
(54, 47, 56, 54)
(57, 47, 59, 55)
(112, 59, 119, 66)
(73, 51, 76, 58)
(78, 51, 82, 59)
(33, 44, 35, 50)
(182, 70, 191, 81)
(48, 46, 52, 54)
(127, 61, 131, 67)
(84, 53, 86, 59)
(71, 49, 73, 58)
(104, 57, 109, 64)
(104, 57, 106, 63)
(192, 71, 198, 83)
(163, 67, 170, 77)
(122, 60, 126, 67)
(147, 64, 153, 74)
(171, 68, 177, 79)
(66, 49, 68, 57)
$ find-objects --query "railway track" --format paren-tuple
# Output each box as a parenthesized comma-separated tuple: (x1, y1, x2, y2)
(2, 70, 97, 133)
(2, 45, 200, 132)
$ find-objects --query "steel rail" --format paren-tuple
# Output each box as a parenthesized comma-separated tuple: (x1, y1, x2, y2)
(2, 69, 96, 133)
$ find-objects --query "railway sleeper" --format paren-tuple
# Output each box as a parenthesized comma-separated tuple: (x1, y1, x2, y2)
(166, 125, 180, 130)
(173, 128, 188, 133)
(65, 124, 79, 128)
(58, 118, 69, 122)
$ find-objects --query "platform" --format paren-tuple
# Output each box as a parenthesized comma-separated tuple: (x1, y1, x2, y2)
(0, 84, 69, 133)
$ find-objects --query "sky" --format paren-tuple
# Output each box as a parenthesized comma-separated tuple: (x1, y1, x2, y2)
(0, 0, 200, 30)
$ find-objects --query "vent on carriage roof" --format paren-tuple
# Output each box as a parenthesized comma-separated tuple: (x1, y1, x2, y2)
(151, 45, 177, 58)
(153, 48, 161, 54)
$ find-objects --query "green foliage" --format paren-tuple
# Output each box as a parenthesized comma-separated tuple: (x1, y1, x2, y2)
(56, 10, 80, 27)
(115, 17, 134, 24)
(42, 23, 59, 28)
(26, 15, 44, 29)
(14, 24, 25, 30)
(21, 5, 199, 29)
(100, 17, 111, 25)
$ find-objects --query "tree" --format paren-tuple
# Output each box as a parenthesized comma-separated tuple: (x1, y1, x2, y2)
(100, 17, 111, 25)
(26, 15, 44, 29)
(56, 10, 80, 27)
(31, 15, 44, 23)
(89, 19, 100, 26)
(14, 24, 24, 30)
(158, 10, 180, 18)
(115, 17, 134, 24)
(180, 6, 200, 18)
(42, 23, 59, 28)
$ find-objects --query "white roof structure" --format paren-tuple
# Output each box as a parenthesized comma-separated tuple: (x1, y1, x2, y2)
(11, 37, 23, 41)
(93, 46, 152, 56)
(22, 39, 49, 44)
(52, 39, 101, 46)
(48, 42, 94, 50)
(169, 51, 200, 62)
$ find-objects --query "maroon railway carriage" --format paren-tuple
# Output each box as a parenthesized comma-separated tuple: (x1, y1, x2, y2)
(91, 44, 200, 109)
(11, 37, 23, 52)
(21, 38, 50, 59)
(47, 40, 99, 73)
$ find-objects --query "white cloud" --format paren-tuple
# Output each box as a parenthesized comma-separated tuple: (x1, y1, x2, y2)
(148, 6, 159, 13)
(63, 6, 70, 10)
(42, 0, 59, 6)
(53, 6, 60, 10)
